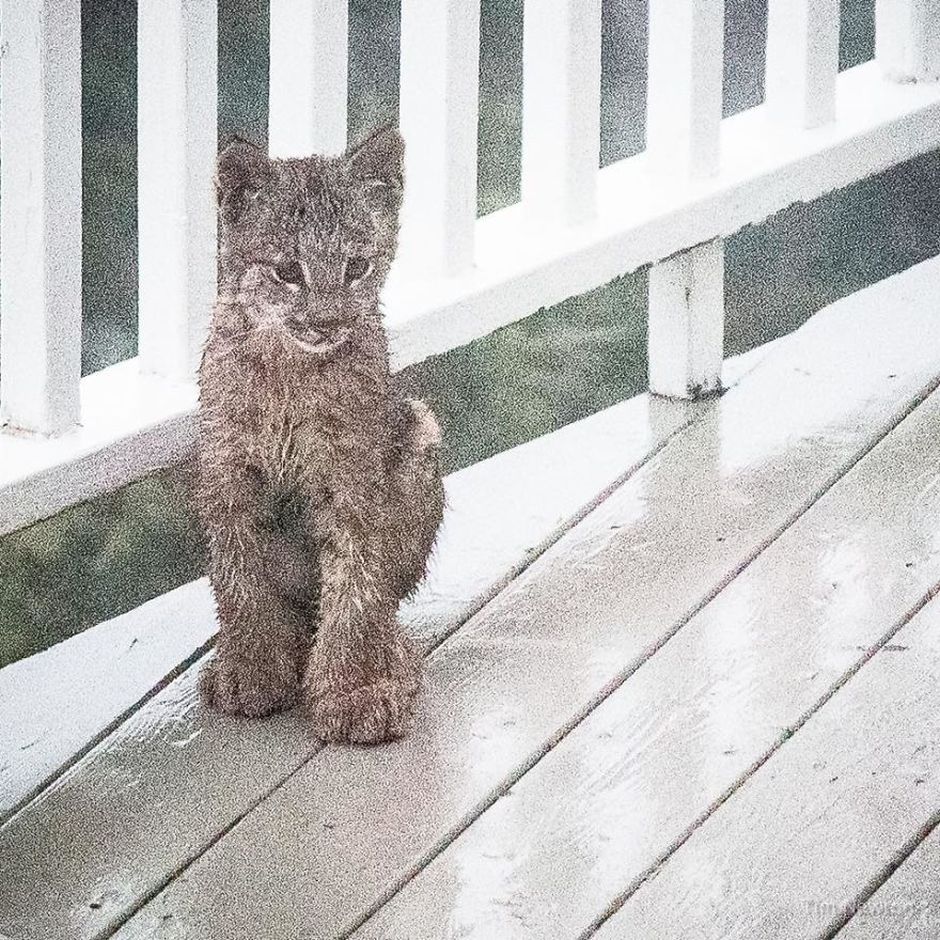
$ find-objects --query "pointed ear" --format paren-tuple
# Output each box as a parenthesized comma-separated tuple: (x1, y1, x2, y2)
(346, 125, 404, 206)
(216, 137, 269, 222)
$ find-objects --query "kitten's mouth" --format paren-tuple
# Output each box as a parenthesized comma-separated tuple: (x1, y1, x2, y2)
(289, 324, 350, 356)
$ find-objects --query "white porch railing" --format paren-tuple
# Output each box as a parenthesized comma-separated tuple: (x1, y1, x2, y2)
(2, 0, 940, 536)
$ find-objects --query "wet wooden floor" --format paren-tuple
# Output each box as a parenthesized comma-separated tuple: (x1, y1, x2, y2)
(4, 257, 940, 939)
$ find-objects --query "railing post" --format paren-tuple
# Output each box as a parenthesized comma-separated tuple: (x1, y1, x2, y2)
(876, 0, 940, 81)
(648, 240, 724, 400)
(521, 0, 602, 226)
(398, 0, 480, 278)
(646, 1, 724, 399)
(138, 0, 218, 382)
(269, 0, 348, 158)
(0, 0, 82, 435)
(646, 0, 724, 179)
(766, 0, 840, 128)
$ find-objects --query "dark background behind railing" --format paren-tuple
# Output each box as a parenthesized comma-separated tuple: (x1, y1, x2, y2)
(3, 0, 939, 665)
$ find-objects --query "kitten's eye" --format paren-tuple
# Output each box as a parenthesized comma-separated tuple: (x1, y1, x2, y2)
(273, 259, 305, 286)
(344, 257, 372, 286)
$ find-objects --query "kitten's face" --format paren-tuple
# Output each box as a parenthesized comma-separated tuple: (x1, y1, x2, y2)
(216, 127, 403, 357)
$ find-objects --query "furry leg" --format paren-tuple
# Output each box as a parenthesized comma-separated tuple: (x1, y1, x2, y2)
(198, 469, 311, 718)
(304, 526, 421, 744)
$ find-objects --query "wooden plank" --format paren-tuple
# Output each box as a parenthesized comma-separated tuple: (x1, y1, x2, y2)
(0, 0, 82, 435)
(593, 596, 940, 940)
(137, 0, 218, 381)
(268, 0, 347, 158)
(646, 0, 723, 178)
(877, 0, 940, 82)
(837, 826, 940, 939)
(398, 0, 480, 277)
(106, 263, 940, 940)
(351, 385, 940, 939)
(0, 582, 216, 821)
(766, 0, 840, 128)
(521, 0, 602, 226)
(648, 239, 724, 399)
(0, 385, 701, 940)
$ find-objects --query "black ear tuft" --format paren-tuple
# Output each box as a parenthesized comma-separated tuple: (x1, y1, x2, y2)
(346, 125, 404, 197)
(216, 137, 269, 222)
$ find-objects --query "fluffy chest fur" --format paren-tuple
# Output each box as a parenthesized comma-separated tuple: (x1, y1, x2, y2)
(199, 314, 394, 498)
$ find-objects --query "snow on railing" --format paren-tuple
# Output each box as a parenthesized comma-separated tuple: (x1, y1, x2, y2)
(2, 0, 940, 535)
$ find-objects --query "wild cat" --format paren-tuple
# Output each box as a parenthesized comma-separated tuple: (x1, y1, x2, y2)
(196, 126, 444, 744)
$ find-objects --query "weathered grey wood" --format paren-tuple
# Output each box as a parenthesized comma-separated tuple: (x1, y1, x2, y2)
(0, 384, 701, 940)
(0, 581, 216, 820)
(354, 385, 940, 939)
(109, 261, 940, 940)
(837, 826, 940, 939)
(592, 595, 940, 939)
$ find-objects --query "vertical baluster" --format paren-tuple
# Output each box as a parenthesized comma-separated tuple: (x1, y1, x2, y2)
(766, 0, 840, 128)
(521, 0, 602, 226)
(876, 0, 940, 81)
(0, 0, 82, 435)
(648, 240, 725, 400)
(138, 0, 218, 381)
(269, 0, 348, 158)
(646, 0, 724, 178)
(398, 0, 480, 277)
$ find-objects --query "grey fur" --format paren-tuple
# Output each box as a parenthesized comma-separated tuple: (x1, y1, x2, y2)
(195, 127, 444, 744)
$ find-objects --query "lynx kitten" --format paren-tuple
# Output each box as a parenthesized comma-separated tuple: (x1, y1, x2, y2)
(196, 127, 444, 744)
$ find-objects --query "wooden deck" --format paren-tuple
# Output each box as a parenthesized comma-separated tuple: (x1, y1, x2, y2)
(4, 257, 940, 939)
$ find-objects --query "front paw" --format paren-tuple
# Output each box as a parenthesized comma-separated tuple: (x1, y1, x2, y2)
(200, 649, 300, 718)
(305, 642, 421, 744)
